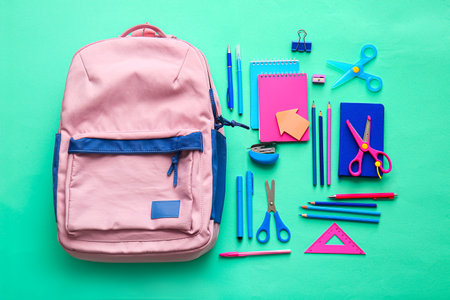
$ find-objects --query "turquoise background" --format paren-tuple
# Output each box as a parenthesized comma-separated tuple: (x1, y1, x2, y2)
(1, 0, 449, 299)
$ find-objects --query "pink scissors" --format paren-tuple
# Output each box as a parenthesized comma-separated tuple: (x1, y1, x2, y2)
(347, 116, 392, 178)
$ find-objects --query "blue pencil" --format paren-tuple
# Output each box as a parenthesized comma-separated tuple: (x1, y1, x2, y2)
(312, 102, 316, 186)
(301, 213, 379, 223)
(301, 205, 381, 216)
(309, 201, 377, 208)
(319, 111, 324, 186)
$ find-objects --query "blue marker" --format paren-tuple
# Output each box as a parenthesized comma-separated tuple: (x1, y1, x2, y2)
(246, 171, 253, 238)
(227, 45, 234, 111)
(236, 45, 243, 115)
(237, 176, 243, 238)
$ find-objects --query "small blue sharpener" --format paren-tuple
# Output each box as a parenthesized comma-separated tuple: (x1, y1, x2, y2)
(248, 143, 279, 165)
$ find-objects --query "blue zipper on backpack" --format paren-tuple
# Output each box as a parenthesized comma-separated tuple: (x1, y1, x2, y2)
(209, 89, 249, 130)
(68, 132, 203, 187)
(167, 151, 181, 187)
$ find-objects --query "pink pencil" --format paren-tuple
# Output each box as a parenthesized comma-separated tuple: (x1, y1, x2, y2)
(327, 102, 331, 185)
(219, 249, 291, 257)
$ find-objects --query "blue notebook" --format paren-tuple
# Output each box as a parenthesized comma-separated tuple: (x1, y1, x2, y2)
(250, 59, 299, 129)
(339, 103, 385, 178)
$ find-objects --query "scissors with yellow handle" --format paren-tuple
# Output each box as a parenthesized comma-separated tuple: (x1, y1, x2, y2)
(328, 44, 382, 92)
(347, 115, 392, 178)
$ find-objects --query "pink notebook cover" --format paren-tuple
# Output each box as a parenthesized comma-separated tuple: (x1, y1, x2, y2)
(258, 73, 309, 142)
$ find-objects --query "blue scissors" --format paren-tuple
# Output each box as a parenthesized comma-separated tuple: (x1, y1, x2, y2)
(328, 44, 382, 92)
(256, 180, 291, 243)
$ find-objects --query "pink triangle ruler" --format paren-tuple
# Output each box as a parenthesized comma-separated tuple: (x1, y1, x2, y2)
(305, 223, 365, 255)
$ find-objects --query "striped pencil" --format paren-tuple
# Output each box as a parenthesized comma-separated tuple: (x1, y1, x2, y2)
(309, 201, 377, 208)
(300, 213, 379, 223)
(301, 205, 380, 216)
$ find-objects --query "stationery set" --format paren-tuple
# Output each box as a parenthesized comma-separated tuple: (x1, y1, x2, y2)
(223, 38, 394, 258)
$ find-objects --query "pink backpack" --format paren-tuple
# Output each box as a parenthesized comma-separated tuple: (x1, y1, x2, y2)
(53, 24, 248, 262)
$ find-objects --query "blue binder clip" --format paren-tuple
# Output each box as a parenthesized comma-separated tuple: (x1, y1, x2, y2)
(291, 29, 311, 52)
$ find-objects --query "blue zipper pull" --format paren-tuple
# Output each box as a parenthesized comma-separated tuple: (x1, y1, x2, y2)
(217, 115, 250, 130)
(209, 88, 249, 130)
(167, 152, 181, 187)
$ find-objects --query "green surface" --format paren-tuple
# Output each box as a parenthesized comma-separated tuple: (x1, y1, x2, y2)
(1, 0, 449, 299)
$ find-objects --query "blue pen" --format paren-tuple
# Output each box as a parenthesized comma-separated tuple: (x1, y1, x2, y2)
(246, 171, 253, 238)
(236, 45, 243, 114)
(237, 176, 243, 238)
(227, 45, 234, 111)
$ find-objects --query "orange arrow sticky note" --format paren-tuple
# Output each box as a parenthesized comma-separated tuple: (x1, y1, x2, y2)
(276, 108, 310, 140)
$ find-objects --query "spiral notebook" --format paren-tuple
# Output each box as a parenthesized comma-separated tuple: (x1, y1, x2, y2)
(258, 73, 309, 142)
(250, 59, 299, 129)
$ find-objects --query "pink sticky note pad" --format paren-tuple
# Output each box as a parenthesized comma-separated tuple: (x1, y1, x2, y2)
(305, 223, 365, 255)
(258, 73, 309, 142)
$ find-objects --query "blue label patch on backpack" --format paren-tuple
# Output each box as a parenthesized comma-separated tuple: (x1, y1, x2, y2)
(151, 200, 180, 219)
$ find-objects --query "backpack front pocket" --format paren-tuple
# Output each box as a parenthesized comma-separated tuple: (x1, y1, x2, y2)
(65, 132, 203, 233)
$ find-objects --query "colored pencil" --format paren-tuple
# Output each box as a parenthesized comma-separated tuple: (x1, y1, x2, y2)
(309, 201, 377, 208)
(312, 101, 317, 186)
(329, 193, 398, 200)
(219, 249, 291, 257)
(327, 102, 331, 185)
(301, 205, 381, 216)
(301, 213, 379, 224)
(319, 111, 324, 186)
